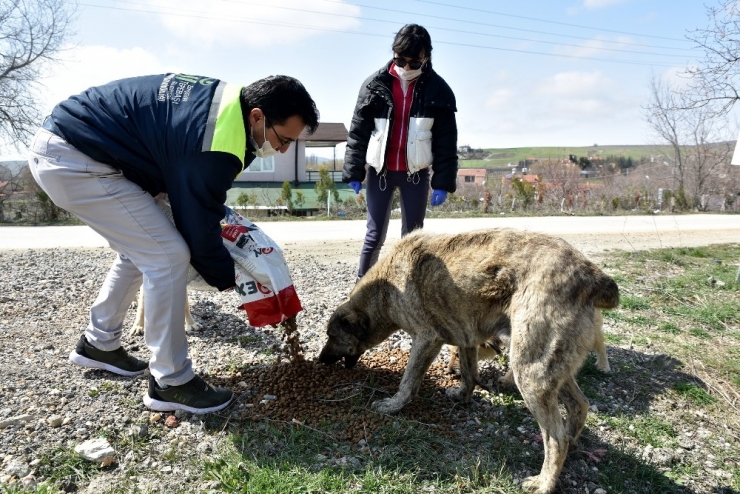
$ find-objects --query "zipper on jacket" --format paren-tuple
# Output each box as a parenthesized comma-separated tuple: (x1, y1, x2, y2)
(404, 81, 419, 177)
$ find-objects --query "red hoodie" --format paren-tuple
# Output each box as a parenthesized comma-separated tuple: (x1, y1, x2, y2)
(384, 64, 418, 173)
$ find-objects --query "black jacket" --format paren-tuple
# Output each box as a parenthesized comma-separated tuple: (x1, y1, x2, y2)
(343, 61, 458, 192)
(49, 74, 255, 290)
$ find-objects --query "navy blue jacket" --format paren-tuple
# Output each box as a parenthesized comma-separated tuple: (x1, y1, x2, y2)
(49, 73, 255, 290)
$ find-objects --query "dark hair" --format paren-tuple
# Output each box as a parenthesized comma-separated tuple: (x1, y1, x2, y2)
(241, 75, 320, 135)
(392, 24, 432, 60)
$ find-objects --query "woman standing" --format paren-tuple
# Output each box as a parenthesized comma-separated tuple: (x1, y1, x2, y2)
(343, 24, 458, 279)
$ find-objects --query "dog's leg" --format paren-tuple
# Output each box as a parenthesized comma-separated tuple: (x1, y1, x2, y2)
(510, 315, 574, 494)
(130, 288, 145, 336)
(498, 368, 516, 389)
(516, 367, 568, 494)
(371, 337, 443, 414)
(558, 376, 589, 450)
(446, 345, 479, 402)
(183, 295, 201, 331)
(446, 346, 459, 374)
(592, 310, 610, 372)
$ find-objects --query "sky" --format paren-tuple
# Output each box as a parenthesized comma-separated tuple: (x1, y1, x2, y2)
(0, 0, 724, 160)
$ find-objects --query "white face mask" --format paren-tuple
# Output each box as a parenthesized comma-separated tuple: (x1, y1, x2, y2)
(394, 64, 423, 81)
(250, 116, 278, 158)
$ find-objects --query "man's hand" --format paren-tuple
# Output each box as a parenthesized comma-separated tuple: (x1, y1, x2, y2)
(430, 189, 447, 206)
(349, 181, 362, 194)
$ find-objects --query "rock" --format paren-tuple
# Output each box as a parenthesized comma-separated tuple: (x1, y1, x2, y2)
(47, 415, 64, 427)
(0, 414, 33, 429)
(5, 461, 31, 478)
(74, 438, 116, 463)
(20, 474, 37, 489)
(164, 415, 179, 428)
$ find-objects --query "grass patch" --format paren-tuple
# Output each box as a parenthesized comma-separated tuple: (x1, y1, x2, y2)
(673, 382, 716, 405)
(620, 295, 650, 310)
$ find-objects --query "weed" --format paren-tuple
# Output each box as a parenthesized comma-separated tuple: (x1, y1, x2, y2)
(620, 295, 650, 310)
(672, 382, 716, 405)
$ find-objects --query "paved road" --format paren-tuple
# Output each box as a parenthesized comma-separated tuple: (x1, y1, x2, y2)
(2, 214, 738, 253)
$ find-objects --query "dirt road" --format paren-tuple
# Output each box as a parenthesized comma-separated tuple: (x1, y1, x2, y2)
(2, 214, 739, 263)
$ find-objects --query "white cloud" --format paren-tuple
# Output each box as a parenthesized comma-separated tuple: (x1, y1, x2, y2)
(567, 0, 629, 15)
(38, 45, 175, 115)
(156, 0, 361, 48)
(582, 0, 629, 9)
(459, 70, 644, 147)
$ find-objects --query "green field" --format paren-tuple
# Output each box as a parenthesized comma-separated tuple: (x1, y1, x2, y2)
(460, 144, 664, 168)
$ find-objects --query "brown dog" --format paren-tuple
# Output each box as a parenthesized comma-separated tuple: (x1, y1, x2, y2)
(446, 311, 610, 388)
(319, 228, 619, 494)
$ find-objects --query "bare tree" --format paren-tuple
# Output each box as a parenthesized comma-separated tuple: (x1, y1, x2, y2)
(0, 0, 76, 150)
(0, 160, 30, 220)
(644, 75, 736, 209)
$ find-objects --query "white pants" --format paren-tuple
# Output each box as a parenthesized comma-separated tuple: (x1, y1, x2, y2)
(27, 128, 194, 386)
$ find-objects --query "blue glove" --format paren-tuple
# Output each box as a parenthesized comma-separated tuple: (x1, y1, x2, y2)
(349, 181, 362, 194)
(430, 189, 447, 206)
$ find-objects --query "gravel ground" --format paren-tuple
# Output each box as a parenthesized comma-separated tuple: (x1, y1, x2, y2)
(0, 244, 363, 492)
(1, 228, 738, 493)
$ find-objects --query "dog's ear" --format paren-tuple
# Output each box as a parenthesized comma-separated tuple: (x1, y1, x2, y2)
(328, 306, 369, 342)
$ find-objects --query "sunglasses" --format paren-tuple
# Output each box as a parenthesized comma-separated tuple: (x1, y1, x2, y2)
(393, 57, 425, 70)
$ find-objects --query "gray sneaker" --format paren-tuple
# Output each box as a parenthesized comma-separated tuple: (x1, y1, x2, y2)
(69, 335, 148, 377)
(143, 375, 233, 414)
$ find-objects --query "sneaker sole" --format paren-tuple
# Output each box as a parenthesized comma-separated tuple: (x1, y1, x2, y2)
(69, 351, 147, 377)
(143, 393, 234, 414)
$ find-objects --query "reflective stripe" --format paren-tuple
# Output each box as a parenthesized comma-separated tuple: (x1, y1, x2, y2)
(203, 82, 246, 171)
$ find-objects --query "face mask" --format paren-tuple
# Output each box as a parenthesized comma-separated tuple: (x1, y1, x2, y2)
(394, 64, 423, 81)
(250, 117, 277, 158)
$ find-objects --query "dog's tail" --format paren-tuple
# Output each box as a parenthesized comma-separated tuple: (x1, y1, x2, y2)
(592, 273, 620, 309)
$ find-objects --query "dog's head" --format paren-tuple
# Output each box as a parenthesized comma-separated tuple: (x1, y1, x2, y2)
(318, 302, 371, 369)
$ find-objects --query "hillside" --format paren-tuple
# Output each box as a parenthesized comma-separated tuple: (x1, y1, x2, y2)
(460, 144, 664, 168)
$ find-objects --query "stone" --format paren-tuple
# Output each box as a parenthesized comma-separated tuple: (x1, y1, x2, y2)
(47, 415, 64, 428)
(0, 414, 33, 429)
(74, 438, 116, 463)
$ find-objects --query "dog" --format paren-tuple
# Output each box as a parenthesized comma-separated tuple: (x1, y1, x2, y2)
(446, 311, 610, 388)
(129, 283, 200, 336)
(129, 194, 201, 336)
(319, 228, 619, 494)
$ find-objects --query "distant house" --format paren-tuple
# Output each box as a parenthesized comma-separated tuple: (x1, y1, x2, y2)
(228, 122, 356, 214)
(503, 173, 540, 185)
(457, 168, 486, 187)
(234, 122, 348, 185)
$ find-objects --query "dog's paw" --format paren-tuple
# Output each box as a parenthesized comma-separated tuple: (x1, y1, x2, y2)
(445, 386, 471, 402)
(129, 324, 144, 337)
(186, 319, 202, 332)
(521, 474, 554, 493)
(596, 359, 611, 373)
(370, 398, 404, 414)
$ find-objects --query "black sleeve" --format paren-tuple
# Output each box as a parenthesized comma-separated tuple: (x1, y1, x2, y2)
(430, 106, 459, 193)
(342, 79, 375, 184)
(165, 152, 241, 290)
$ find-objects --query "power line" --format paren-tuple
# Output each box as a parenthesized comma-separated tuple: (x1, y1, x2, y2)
(315, 0, 695, 49)
(213, 0, 693, 58)
(120, 0, 698, 53)
(408, 0, 691, 43)
(77, 1, 684, 67)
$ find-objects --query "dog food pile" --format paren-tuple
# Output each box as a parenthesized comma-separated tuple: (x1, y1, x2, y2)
(216, 347, 490, 441)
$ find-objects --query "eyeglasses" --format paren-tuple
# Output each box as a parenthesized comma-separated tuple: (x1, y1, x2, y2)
(393, 56, 425, 70)
(266, 118, 291, 148)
